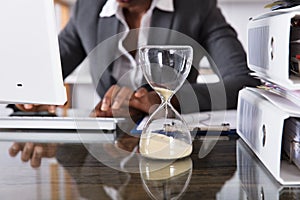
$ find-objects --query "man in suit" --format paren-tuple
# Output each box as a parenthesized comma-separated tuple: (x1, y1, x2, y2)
(17, 0, 259, 117)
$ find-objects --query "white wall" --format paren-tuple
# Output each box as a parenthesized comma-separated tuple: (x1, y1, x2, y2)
(218, 0, 270, 51)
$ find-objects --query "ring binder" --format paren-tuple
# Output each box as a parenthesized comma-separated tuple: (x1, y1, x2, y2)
(237, 87, 300, 185)
(247, 6, 300, 90)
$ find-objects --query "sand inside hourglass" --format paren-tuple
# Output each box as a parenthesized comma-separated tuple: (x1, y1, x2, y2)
(153, 87, 173, 101)
(139, 133, 192, 160)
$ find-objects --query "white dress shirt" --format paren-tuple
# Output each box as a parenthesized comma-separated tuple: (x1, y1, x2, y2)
(99, 0, 174, 90)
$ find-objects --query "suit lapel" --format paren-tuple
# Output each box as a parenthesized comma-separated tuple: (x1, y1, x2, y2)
(96, 16, 119, 44)
(148, 8, 174, 45)
(91, 17, 119, 97)
(151, 8, 174, 29)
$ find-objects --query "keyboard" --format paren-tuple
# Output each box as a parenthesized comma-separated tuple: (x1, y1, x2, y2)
(0, 116, 123, 130)
(0, 109, 125, 130)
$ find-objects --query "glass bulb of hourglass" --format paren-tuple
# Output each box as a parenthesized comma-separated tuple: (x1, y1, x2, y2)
(139, 45, 193, 160)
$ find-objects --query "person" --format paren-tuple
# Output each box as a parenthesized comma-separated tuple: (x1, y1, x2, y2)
(10, 0, 259, 167)
(15, 0, 259, 118)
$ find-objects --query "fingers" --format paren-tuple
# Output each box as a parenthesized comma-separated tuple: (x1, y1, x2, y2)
(94, 85, 156, 116)
(90, 102, 113, 117)
(101, 85, 120, 111)
(15, 104, 34, 112)
(101, 85, 133, 111)
(15, 104, 57, 113)
(21, 104, 41, 112)
(134, 87, 148, 98)
(93, 85, 162, 117)
(31, 145, 43, 168)
(16, 104, 37, 110)
(21, 143, 35, 162)
(130, 90, 161, 114)
(24, 104, 34, 110)
(8, 143, 57, 168)
(9, 143, 23, 157)
(47, 105, 57, 113)
(9, 142, 39, 165)
(111, 87, 132, 109)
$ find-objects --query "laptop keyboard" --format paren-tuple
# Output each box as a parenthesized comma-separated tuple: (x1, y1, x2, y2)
(0, 115, 123, 130)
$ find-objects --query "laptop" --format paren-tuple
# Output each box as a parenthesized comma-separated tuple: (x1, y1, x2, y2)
(0, 0, 124, 132)
(0, 107, 125, 143)
(0, 107, 124, 130)
(0, 0, 66, 104)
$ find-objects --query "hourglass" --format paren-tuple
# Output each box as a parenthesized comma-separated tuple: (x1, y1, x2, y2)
(138, 45, 193, 160)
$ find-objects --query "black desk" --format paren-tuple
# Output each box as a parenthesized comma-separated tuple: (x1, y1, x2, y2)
(0, 131, 299, 200)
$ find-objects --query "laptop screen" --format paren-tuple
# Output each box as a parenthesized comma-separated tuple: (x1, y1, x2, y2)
(0, 0, 66, 105)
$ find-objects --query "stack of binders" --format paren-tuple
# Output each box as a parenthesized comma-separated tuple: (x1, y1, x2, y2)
(237, 5, 300, 185)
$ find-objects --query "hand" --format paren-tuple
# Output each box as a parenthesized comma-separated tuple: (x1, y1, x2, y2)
(8, 142, 57, 168)
(90, 85, 145, 119)
(15, 104, 57, 113)
(129, 87, 161, 114)
(100, 85, 133, 111)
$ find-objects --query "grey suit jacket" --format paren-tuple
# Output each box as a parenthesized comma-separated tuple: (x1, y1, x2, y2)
(58, 0, 259, 112)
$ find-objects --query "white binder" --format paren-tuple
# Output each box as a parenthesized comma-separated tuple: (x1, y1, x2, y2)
(237, 87, 300, 185)
(247, 6, 300, 90)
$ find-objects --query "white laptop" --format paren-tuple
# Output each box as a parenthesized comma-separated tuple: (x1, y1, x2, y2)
(0, 106, 122, 142)
(0, 107, 124, 130)
(0, 0, 66, 104)
(0, 0, 123, 131)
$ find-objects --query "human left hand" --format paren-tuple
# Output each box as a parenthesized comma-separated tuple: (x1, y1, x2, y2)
(129, 87, 161, 114)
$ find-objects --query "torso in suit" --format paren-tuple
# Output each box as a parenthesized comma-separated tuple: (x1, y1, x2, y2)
(58, 0, 260, 112)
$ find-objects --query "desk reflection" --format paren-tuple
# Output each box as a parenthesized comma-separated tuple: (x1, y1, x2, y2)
(236, 139, 300, 200)
(0, 132, 239, 200)
(140, 157, 193, 199)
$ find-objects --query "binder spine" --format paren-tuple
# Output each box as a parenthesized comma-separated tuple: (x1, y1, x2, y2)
(238, 97, 262, 151)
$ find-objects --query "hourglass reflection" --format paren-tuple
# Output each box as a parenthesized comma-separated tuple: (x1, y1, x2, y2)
(139, 45, 193, 160)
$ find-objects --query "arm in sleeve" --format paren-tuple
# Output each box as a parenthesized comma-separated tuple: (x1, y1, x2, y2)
(58, 2, 86, 80)
(177, 2, 260, 113)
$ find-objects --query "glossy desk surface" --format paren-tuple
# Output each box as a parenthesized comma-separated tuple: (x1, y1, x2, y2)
(0, 129, 300, 200)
